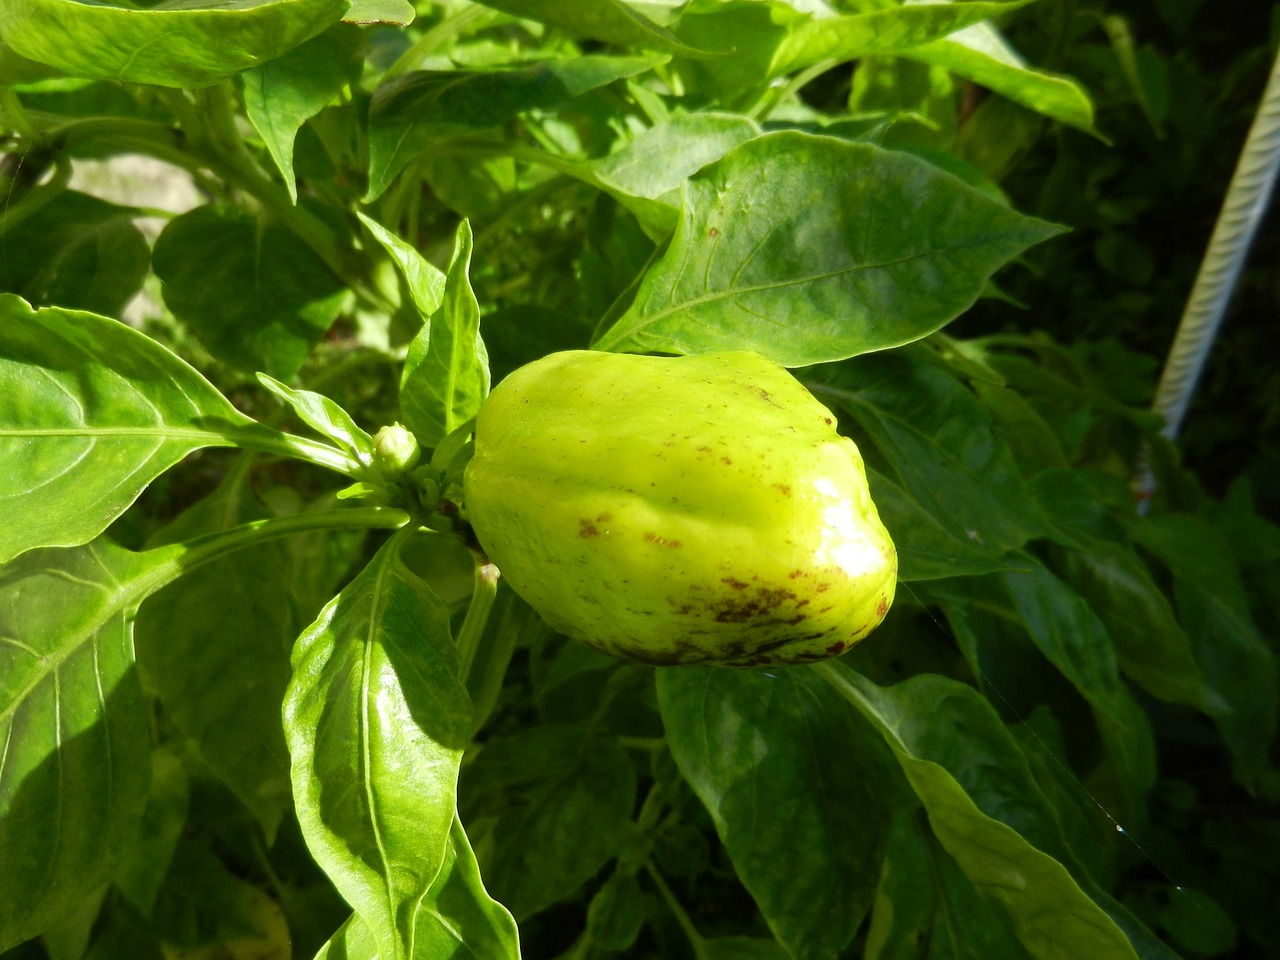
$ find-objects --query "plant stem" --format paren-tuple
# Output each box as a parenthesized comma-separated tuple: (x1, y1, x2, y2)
(456, 560, 501, 680)
(228, 423, 367, 477)
(644, 861, 708, 960)
(139, 506, 410, 598)
(0, 154, 71, 238)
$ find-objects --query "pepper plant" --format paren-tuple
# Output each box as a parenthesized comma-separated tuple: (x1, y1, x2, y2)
(1, 2, 1277, 959)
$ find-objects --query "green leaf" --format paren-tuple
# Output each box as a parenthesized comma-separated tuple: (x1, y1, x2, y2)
(283, 532, 475, 960)
(0, 296, 250, 564)
(669, 1, 797, 107)
(342, 0, 415, 25)
(1128, 514, 1279, 790)
(134, 475, 299, 840)
(657, 667, 895, 960)
(586, 872, 645, 952)
(257, 373, 377, 476)
(815, 663, 1143, 960)
(152, 204, 346, 379)
(314, 815, 520, 960)
(0, 539, 180, 950)
(902, 23, 1096, 133)
(358, 211, 448, 326)
(241, 24, 365, 203)
(1000, 557, 1157, 816)
(0, 0, 347, 87)
(112, 748, 190, 916)
(399, 221, 489, 450)
(0, 189, 149, 317)
(594, 132, 1063, 364)
(1048, 538, 1205, 710)
(483, 727, 637, 920)
(589, 112, 761, 238)
(476, 0, 712, 55)
(867, 468, 1020, 581)
(865, 808, 1034, 960)
(818, 350, 1051, 555)
(772, 0, 1036, 75)
(365, 54, 665, 200)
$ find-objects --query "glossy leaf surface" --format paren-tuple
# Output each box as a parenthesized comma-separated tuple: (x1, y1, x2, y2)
(0, 539, 178, 950)
(658, 667, 895, 960)
(0, 296, 252, 564)
(398, 221, 489, 450)
(0, 0, 346, 87)
(283, 534, 475, 960)
(595, 132, 1062, 364)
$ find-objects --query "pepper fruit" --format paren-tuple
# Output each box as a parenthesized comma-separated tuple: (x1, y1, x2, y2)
(462, 350, 896, 667)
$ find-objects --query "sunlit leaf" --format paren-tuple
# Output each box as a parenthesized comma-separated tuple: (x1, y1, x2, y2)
(0, 0, 347, 87)
(595, 132, 1062, 364)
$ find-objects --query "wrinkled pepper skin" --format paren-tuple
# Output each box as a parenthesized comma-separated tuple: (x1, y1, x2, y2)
(462, 350, 897, 667)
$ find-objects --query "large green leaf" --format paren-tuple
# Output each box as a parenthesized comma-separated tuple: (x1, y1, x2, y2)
(152, 204, 347, 379)
(0, 189, 149, 317)
(283, 533, 475, 960)
(594, 132, 1063, 364)
(657, 667, 895, 960)
(815, 664, 1146, 960)
(365, 54, 664, 200)
(818, 350, 1051, 555)
(0, 297, 251, 564)
(134, 473, 299, 840)
(397, 222, 489, 450)
(0, 539, 180, 950)
(241, 24, 365, 203)
(481, 727, 637, 920)
(0, 0, 346, 87)
(1129, 514, 1279, 790)
(772, 0, 1035, 75)
(1000, 557, 1157, 816)
(867, 468, 1020, 581)
(314, 815, 520, 960)
(866, 808, 1034, 960)
(902, 23, 1096, 133)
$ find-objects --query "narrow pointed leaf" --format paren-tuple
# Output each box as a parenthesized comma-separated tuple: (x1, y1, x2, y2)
(241, 25, 365, 202)
(257, 373, 376, 474)
(398, 222, 489, 450)
(358, 212, 448, 323)
(594, 132, 1063, 364)
(902, 23, 1096, 133)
